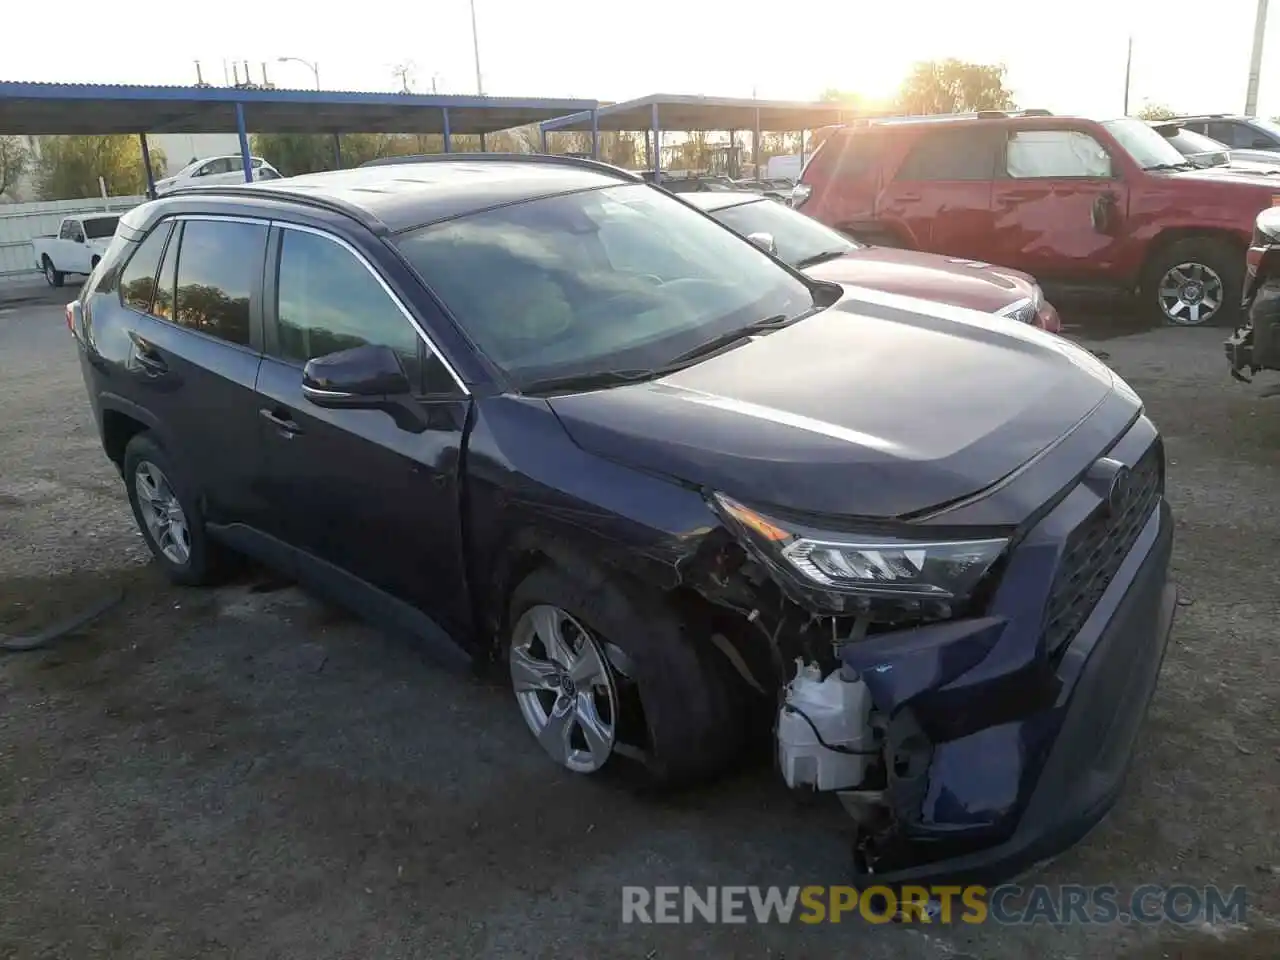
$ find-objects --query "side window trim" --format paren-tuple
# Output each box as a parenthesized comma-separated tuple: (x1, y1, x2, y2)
(150, 214, 269, 354)
(117, 219, 176, 315)
(269, 221, 470, 396)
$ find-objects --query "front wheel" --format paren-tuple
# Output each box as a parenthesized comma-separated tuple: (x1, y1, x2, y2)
(1146, 238, 1242, 327)
(505, 564, 748, 786)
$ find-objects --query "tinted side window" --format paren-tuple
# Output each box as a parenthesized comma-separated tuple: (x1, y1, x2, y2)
(173, 219, 266, 347)
(154, 223, 179, 321)
(1005, 130, 1111, 178)
(274, 229, 452, 393)
(896, 129, 997, 181)
(119, 222, 174, 314)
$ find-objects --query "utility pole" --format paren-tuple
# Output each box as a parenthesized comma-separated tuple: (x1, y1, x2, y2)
(470, 0, 484, 95)
(1123, 35, 1133, 115)
(1246, 0, 1270, 116)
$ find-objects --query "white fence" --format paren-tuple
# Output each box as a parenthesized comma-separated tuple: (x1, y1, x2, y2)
(0, 196, 145, 280)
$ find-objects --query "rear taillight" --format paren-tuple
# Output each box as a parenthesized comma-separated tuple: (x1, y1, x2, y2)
(66, 301, 82, 337)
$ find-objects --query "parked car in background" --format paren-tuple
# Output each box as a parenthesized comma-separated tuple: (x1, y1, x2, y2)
(795, 110, 1280, 326)
(154, 155, 283, 195)
(69, 154, 1174, 885)
(1150, 122, 1280, 176)
(683, 190, 1062, 331)
(31, 213, 120, 287)
(1227, 204, 1280, 380)
(732, 178, 795, 203)
(1171, 114, 1280, 165)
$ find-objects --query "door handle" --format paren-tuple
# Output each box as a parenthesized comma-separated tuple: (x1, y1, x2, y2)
(259, 408, 303, 437)
(128, 333, 168, 375)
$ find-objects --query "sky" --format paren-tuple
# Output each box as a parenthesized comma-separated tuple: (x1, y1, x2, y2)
(7, 0, 1280, 119)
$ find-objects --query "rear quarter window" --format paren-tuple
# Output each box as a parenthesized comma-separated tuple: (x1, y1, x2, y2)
(895, 127, 1000, 181)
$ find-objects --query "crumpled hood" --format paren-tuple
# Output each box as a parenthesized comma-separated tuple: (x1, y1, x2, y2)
(803, 248, 1035, 313)
(548, 290, 1120, 519)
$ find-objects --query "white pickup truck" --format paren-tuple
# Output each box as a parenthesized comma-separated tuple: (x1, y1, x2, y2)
(31, 214, 121, 287)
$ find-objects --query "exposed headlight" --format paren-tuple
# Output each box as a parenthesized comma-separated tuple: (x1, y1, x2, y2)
(712, 493, 1008, 603)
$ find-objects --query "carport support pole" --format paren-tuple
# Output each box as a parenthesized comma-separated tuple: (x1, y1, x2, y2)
(591, 109, 599, 160)
(480, 131, 487, 152)
(651, 103, 661, 177)
(442, 108, 452, 153)
(333, 134, 342, 167)
(753, 107, 761, 180)
(235, 103, 252, 183)
(540, 126, 549, 153)
(728, 129, 737, 177)
(799, 130, 806, 166)
(139, 134, 156, 200)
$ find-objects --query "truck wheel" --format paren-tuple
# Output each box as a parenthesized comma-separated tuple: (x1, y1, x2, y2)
(1146, 238, 1242, 327)
(123, 434, 230, 586)
(505, 563, 747, 787)
(42, 256, 64, 288)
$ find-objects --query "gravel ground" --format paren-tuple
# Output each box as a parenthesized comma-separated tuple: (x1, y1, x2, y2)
(1, 300, 1278, 959)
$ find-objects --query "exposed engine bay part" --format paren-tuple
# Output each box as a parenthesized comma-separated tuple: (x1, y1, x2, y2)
(777, 659, 878, 792)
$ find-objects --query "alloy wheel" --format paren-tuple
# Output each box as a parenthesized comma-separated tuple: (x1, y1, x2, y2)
(1158, 261, 1224, 326)
(134, 461, 191, 565)
(509, 604, 619, 773)
(44, 262, 55, 285)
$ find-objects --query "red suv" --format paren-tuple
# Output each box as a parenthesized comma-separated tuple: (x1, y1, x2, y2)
(795, 111, 1280, 327)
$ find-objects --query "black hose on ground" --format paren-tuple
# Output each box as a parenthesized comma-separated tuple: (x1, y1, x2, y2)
(0, 588, 125, 653)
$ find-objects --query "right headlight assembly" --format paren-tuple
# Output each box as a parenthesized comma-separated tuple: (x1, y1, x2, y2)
(712, 492, 1008, 608)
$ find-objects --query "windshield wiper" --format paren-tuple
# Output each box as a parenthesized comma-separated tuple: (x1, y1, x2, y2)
(795, 249, 851, 269)
(520, 368, 661, 395)
(665, 314, 794, 366)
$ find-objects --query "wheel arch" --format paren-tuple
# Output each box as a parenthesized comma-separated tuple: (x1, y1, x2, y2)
(1140, 227, 1247, 288)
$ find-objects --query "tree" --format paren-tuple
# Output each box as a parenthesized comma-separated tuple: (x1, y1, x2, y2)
(34, 136, 166, 200)
(1, 136, 31, 199)
(894, 59, 1015, 116)
(1135, 102, 1177, 121)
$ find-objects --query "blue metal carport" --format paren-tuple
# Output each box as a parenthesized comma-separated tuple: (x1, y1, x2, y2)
(540, 93, 850, 178)
(0, 82, 598, 196)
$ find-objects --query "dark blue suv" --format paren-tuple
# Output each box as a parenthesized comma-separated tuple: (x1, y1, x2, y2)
(70, 155, 1176, 884)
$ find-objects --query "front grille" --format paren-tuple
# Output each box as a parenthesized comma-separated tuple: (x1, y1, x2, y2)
(1042, 443, 1163, 656)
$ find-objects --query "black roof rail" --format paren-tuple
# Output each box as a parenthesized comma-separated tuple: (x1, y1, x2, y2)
(357, 151, 643, 182)
(160, 183, 389, 232)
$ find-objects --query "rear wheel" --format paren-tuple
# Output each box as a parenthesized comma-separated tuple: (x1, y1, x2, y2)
(123, 434, 230, 586)
(1146, 238, 1242, 327)
(42, 256, 64, 288)
(505, 564, 748, 786)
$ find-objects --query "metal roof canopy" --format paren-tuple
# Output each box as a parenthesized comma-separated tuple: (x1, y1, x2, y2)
(0, 82, 598, 136)
(540, 93, 850, 134)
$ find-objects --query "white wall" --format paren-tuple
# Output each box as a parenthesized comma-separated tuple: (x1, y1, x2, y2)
(0, 195, 144, 280)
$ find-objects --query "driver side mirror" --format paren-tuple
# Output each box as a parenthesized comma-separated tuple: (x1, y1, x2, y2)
(747, 232, 778, 256)
(301, 343, 412, 408)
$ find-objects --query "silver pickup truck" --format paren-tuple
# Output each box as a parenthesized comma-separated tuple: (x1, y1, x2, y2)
(31, 214, 121, 287)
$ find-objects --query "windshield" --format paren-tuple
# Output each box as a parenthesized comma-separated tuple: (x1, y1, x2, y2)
(1162, 128, 1230, 165)
(1250, 117, 1280, 139)
(82, 217, 120, 239)
(709, 198, 856, 267)
(395, 183, 815, 388)
(1101, 118, 1189, 169)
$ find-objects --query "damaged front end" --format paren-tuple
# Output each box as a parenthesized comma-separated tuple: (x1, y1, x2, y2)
(1228, 212, 1280, 381)
(685, 421, 1176, 886)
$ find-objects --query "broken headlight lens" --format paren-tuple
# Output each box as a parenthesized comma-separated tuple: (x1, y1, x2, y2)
(713, 492, 1008, 602)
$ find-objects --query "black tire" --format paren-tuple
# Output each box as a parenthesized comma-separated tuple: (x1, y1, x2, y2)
(122, 433, 228, 586)
(1144, 237, 1243, 328)
(42, 256, 64, 288)
(506, 562, 748, 787)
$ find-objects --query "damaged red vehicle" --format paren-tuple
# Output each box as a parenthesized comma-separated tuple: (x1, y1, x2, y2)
(683, 190, 1062, 332)
(72, 155, 1176, 885)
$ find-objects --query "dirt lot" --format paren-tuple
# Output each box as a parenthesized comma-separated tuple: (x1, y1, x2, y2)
(1, 295, 1278, 959)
